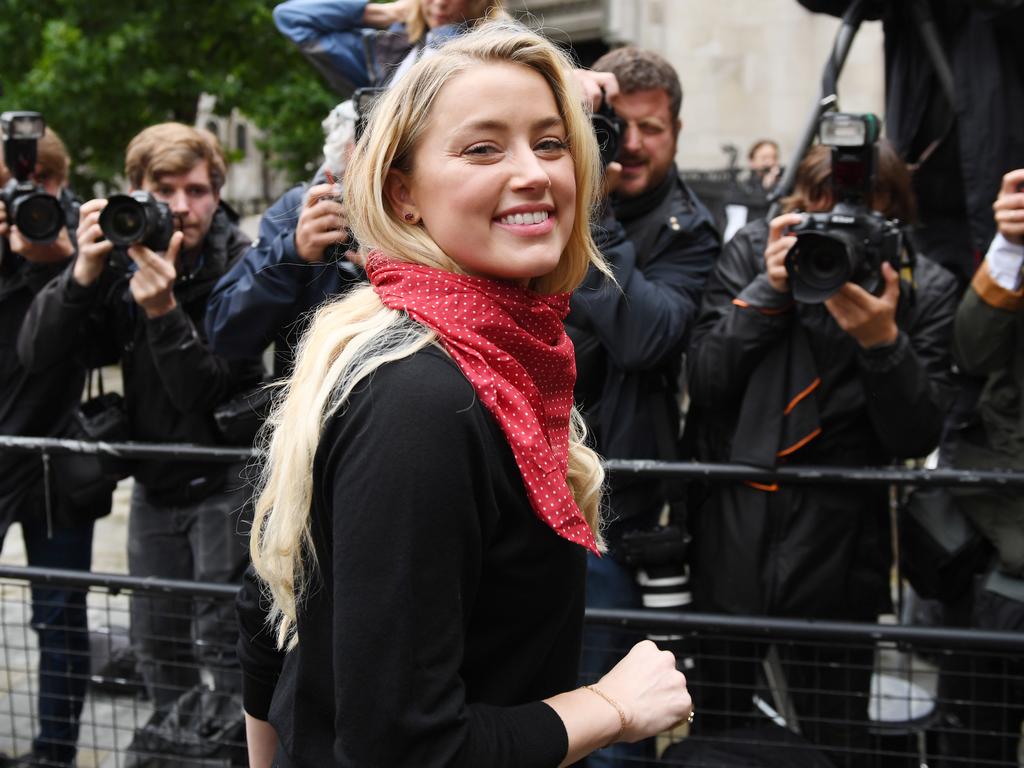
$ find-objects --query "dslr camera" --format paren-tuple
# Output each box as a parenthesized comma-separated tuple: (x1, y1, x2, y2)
(1, 111, 65, 243)
(591, 92, 625, 170)
(99, 191, 174, 252)
(784, 112, 903, 304)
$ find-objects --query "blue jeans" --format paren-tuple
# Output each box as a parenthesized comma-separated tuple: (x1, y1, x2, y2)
(580, 552, 656, 767)
(17, 513, 95, 766)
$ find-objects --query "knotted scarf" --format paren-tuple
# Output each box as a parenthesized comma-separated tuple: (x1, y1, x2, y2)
(365, 251, 598, 554)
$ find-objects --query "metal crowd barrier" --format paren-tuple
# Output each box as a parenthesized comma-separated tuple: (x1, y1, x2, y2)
(4, 434, 1024, 487)
(0, 567, 1020, 767)
(1, 435, 1023, 766)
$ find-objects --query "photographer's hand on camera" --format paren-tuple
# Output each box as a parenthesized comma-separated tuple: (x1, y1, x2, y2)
(573, 70, 620, 111)
(127, 230, 183, 319)
(764, 213, 802, 293)
(994, 168, 1024, 246)
(295, 183, 350, 263)
(824, 261, 900, 349)
(73, 198, 114, 286)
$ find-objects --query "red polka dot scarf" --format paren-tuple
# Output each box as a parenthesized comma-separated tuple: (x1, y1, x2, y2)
(366, 251, 598, 554)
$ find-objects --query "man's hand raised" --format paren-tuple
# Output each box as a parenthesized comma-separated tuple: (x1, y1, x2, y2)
(128, 231, 182, 319)
(824, 261, 900, 349)
(994, 168, 1024, 245)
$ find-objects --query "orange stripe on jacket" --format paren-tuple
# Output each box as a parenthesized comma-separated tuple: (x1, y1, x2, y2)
(784, 377, 821, 416)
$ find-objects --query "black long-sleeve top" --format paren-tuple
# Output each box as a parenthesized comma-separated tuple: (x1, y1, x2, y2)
(237, 343, 586, 767)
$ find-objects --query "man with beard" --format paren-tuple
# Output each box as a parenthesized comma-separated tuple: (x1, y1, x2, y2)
(566, 46, 719, 767)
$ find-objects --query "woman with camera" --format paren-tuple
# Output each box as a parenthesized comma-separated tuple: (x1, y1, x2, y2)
(272, 0, 507, 94)
(685, 141, 959, 765)
(237, 22, 692, 768)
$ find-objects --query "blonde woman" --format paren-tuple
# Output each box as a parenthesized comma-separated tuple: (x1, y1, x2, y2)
(273, 0, 506, 93)
(238, 22, 692, 768)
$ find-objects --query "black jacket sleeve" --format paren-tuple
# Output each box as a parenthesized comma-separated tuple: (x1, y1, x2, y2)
(16, 263, 121, 374)
(321, 353, 568, 768)
(236, 564, 284, 721)
(688, 220, 795, 411)
(145, 305, 258, 414)
(570, 207, 717, 371)
(856, 257, 958, 459)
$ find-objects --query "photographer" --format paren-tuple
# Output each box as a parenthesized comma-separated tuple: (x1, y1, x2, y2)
(273, 0, 505, 93)
(0, 123, 106, 768)
(685, 139, 957, 766)
(206, 100, 362, 377)
(939, 167, 1024, 766)
(565, 47, 719, 767)
(18, 123, 261, 752)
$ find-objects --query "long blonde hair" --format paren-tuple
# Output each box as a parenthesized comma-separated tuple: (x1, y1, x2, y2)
(406, 0, 506, 44)
(251, 21, 608, 650)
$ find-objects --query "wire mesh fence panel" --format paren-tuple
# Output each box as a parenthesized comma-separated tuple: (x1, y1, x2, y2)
(582, 611, 1023, 768)
(0, 571, 244, 768)
(0, 574, 1021, 767)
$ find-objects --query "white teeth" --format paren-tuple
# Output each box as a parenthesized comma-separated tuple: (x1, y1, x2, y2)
(500, 211, 549, 225)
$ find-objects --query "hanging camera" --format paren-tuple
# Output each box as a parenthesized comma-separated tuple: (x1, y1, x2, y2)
(784, 112, 903, 304)
(1, 111, 65, 244)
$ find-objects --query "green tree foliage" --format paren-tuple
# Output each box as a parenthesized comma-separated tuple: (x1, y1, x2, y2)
(0, 1, 340, 192)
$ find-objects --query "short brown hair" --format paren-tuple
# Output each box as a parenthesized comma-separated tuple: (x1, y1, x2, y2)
(783, 140, 917, 223)
(125, 122, 227, 192)
(592, 47, 683, 118)
(35, 127, 71, 187)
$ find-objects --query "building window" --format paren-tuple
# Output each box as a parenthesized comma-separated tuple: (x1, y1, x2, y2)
(236, 124, 248, 156)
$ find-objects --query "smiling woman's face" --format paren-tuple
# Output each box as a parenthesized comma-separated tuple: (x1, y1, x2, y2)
(386, 61, 576, 285)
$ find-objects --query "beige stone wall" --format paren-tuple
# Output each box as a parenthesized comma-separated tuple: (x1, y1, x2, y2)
(604, 0, 886, 170)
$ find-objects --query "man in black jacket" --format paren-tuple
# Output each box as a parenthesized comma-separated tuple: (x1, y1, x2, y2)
(686, 143, 957, 765)
(566, 47, 719, 767)
(18, 123, 261, 734)
(0, 128, 109, 768)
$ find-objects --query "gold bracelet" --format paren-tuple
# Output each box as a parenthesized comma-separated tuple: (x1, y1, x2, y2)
(583, 684, 627, 747)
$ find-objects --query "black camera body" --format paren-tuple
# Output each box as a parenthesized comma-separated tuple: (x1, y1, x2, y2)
(591, 95, 625, 170)
(99, 191, 174, 252)
(1, 111, 65, 244)
(784, 112, 903, 304)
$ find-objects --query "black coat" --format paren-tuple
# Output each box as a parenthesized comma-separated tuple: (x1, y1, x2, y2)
(18, 206, 261, 495)
(0, 259, 110, 536)
(686, 218, 958, 618)
(566, 172, 719, 537)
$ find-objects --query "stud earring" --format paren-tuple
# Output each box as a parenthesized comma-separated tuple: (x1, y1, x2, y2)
(404, 212, 416, 223)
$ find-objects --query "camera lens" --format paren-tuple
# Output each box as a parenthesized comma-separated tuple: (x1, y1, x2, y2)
(787, 231, 855, 303)
(100, 196, 146, 246)
(13, 193, 63, 243)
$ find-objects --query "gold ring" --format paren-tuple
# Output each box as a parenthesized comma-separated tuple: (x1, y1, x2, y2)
(687, 709, 695, 724)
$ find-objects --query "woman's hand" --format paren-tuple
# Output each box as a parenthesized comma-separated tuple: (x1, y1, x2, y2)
(596, 640, 692, 743)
